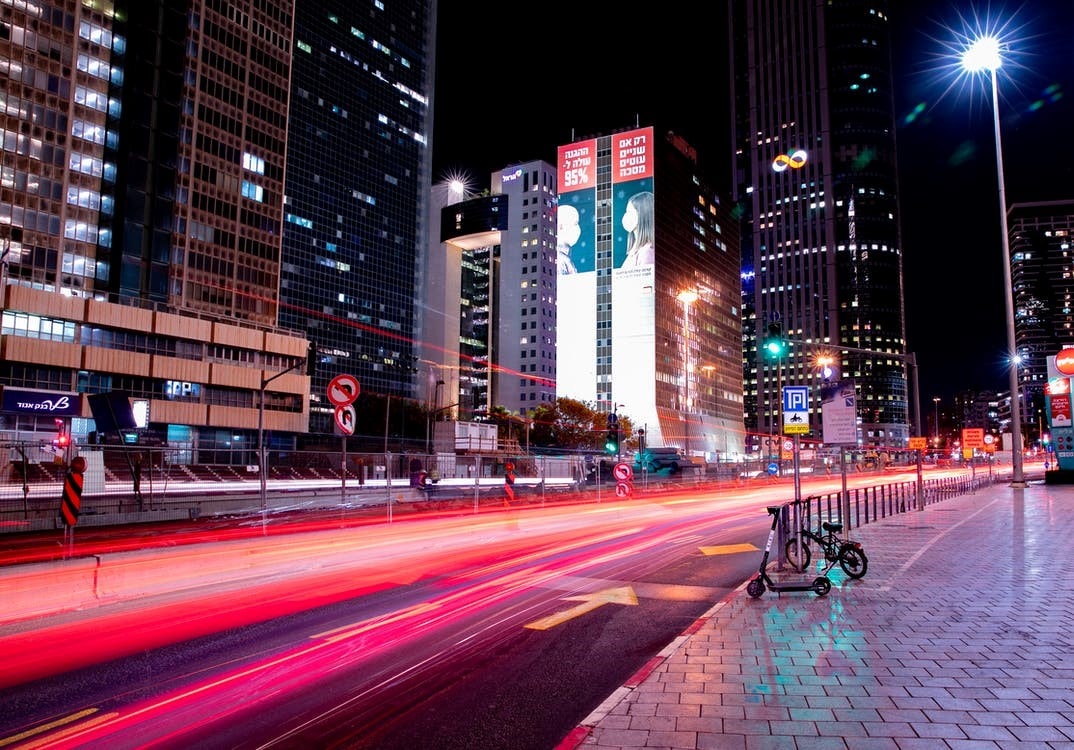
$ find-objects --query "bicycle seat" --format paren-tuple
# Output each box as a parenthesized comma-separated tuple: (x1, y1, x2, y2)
(821, 521, 843, 533)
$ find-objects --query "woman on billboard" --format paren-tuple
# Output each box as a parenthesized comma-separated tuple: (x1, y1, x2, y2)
(620, 191, 655, 269)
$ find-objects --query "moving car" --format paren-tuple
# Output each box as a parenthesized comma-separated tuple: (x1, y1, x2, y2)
(633, 446, 684, 473)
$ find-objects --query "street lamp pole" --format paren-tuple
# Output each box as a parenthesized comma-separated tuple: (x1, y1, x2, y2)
(676, 289, 698, 455)
(933, 396, 941, 448)
(961, 35, 1024, 487)
(426, 379, 444, 454)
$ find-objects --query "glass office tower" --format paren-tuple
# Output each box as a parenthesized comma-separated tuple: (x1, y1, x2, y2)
(730, 0, 910, 449)
(282, 0, 436, 436)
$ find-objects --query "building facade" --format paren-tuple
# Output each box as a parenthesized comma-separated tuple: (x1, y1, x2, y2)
(488, 163, 559, 418)
(556, 127, 744, 458)
(281, 0, 437, 439)
(1009, 199, 1074, 441)
(730, 0, 910, 450)
(0, 0, 309, 465)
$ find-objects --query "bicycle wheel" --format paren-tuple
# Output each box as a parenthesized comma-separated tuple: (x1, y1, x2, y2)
(784, 537, 811, 572)
(839, 545, 868, 579)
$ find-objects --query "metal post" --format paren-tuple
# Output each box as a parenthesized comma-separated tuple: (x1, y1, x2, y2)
(915, 448, 924, 511)
(840, 446, 850, 527)
(258, 384, 267, 530)
(792, 434, 801, 504)
(986, 64, 1024, 487)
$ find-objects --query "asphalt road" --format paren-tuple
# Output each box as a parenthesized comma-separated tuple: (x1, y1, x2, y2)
(0, 485, 787, 749)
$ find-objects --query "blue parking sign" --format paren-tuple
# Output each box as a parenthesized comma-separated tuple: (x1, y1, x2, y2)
(783, 386, 809, 411)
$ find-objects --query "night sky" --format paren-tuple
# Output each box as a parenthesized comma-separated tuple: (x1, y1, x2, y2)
(430, 2, 1074, 406)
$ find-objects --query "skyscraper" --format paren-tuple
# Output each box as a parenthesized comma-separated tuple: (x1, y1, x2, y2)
(0, 1, 309, 464)
(423, 162, 561, 423)
(730, 0, 910, 449)
(282, 0, 436, 437)
(556, 127, 743, 457)
(1009, 199, 1074, 434)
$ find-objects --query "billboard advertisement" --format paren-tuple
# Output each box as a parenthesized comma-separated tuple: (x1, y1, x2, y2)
(1047, 349, 1074, 471)
(556, 138, 597, 400)
(820, 379, 858, 445)
(556, 127, 658, 439)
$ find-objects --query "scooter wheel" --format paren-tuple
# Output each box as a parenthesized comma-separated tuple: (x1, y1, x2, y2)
(812, 577, 831, 597)
(746, 578, 765, 598)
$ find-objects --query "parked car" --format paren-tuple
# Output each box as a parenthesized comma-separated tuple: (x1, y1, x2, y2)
(633, 447, 684, 473)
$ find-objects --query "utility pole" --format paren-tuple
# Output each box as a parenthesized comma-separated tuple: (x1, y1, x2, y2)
(259, 342, 317, 530)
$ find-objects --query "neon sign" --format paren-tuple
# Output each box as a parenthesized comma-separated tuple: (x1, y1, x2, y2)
(772, 149, 808, 172)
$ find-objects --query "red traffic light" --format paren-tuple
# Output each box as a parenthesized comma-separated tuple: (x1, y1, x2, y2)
(54, 434, 70, 448)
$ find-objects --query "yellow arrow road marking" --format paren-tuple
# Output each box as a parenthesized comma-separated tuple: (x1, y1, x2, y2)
(699, 543, 758, 555)
(524, 586, 638, 631)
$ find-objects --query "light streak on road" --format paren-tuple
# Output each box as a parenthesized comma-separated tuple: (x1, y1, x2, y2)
(0, 465, 1017, 748)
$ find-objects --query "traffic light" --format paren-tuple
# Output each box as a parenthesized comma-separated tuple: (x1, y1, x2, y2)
(763, 322, 786, 359)
(604, 412, 620, 455)
(306, 341, 318, 377)
(605, 427, 619, 455)
(53, 418, 69, 450)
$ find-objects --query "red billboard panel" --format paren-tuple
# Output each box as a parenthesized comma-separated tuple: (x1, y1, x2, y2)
(612, 127, 653, 183)
(557, 139, 596, 193)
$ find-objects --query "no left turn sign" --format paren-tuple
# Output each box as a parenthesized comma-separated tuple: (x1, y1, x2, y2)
(327, 374, 360, 406)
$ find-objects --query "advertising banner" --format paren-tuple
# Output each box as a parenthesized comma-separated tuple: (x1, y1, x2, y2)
(820, 379, 857, 445)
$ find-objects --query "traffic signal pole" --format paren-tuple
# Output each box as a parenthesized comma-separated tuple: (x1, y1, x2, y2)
(775, 335, 923, 518)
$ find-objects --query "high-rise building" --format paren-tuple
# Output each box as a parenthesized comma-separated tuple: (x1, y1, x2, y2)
(282, 0, 436, 437)
(488, 163, 559, 417)
(424, 161, 559, 422)
(1009, 199, 1074, 434)
(555, 127, 743, 457)
(730, 0, 910, 449)
(0, 1, 309, 465)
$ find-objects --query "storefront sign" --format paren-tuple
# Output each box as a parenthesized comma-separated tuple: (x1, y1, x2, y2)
(1, 388, 81, 417)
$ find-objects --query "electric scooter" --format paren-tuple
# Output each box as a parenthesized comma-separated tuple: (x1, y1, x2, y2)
(747, 505, 831, 598)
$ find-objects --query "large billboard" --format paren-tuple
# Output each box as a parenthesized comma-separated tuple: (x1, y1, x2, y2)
(557, 128, 658, 437)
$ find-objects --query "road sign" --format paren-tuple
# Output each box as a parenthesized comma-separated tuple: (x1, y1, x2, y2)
(60, 467, 84, 527)
(962, 427, 985, 449)
(615, 481, 633, 498)
(613, 462, 633, 481)
(333, 403, 356, 436)
(908, 437, 927, 450)
(782, 385, 809, 435)
(327, 374, 360, 406)
(766, 462, 779, 475)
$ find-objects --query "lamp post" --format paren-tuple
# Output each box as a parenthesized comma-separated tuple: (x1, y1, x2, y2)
(425, 379, 445, 454)
(676, 289, 698, 455)
(960, 33, 1025, 487)
(933, 396, 941, 448)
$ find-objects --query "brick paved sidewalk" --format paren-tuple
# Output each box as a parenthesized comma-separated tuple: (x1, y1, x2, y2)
(569, 482, 1074, 750)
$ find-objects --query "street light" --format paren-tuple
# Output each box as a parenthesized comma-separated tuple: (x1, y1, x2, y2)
(933, 396, 941, 448)
(425, 379, 445, 454)
(676, 289, 698, 454)
(959, 32, 1025, 487)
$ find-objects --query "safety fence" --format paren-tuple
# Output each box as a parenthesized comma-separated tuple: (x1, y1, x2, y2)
(774, 471, 1005, 568)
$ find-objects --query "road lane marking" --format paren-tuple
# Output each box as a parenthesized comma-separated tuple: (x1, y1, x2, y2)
(524, 586, 638, 630)
(699, 543, 758, 555)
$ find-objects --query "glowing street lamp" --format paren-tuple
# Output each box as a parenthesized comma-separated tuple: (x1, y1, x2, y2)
(933, 396, 941, 448)
(959, 30, 1025, 487)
